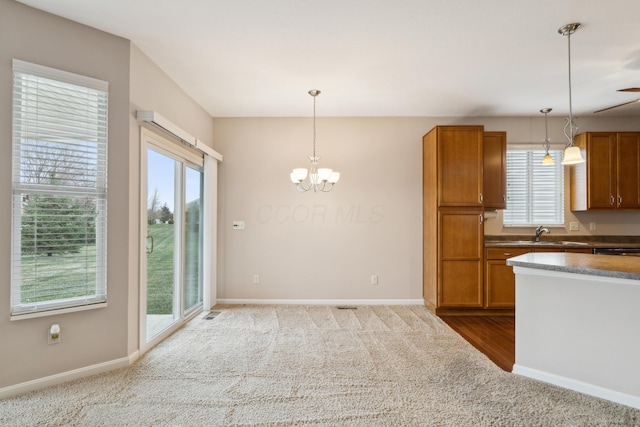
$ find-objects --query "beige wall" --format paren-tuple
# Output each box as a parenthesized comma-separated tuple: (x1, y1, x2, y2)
(213, 115, 640, 302)
(0, 0, 131, 388)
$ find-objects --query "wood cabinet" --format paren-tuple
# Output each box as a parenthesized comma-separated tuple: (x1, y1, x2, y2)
(483, 132, 507, 209)
(439, 209, 484, 308)
(485, 248, 528, 308)
(571, 132, 640, 210)
(424, 125, 508, 314)
(436, 126, 484, 207)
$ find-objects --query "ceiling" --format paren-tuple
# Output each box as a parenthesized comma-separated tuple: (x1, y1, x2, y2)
(16, 0, 640, 118)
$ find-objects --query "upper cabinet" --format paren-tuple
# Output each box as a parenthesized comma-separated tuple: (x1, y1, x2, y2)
(482, 131, 507, 209)
(571, 132, 640, 211)
(435, 126, 484, 207)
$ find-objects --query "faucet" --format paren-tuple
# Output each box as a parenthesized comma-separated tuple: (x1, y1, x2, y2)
(534, 225, 550, 242)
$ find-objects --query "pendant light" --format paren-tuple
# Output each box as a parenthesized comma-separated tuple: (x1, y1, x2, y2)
(558, 23, 585, 165)
(290, 90, 340, 192)
(540, 108, 554, 165)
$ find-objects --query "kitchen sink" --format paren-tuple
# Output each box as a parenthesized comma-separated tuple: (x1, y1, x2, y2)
(557, 241, 590, 246)
(497, 240, 590, 246)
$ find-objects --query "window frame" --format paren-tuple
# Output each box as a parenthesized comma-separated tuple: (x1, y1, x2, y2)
(11, 60, 108, 319)
(503, 147, 565, 227)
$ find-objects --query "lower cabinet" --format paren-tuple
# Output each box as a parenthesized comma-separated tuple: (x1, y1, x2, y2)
(438, 209, 484, 308)
(485, 248, 528, 308)
(484, 247, 594, 309)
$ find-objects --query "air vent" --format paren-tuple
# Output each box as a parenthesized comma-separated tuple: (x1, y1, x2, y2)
(204, 311, 221, 320)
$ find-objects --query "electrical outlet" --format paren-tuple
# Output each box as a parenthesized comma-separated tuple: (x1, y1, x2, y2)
(371, 275, 378, 285)
(589, 222, 596, 231)
(569, 222, 579, 231)
(253, 274, 260, 284)
(48, 324, 60, 344)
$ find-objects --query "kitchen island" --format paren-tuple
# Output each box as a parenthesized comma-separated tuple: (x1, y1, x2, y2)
(507, 252, 640, 410)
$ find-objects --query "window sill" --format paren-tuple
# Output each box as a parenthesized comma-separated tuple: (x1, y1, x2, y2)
(10, 302, 107, 321)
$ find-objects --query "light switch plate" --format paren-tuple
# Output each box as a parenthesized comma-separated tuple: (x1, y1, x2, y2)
(232, 221, 245, 230)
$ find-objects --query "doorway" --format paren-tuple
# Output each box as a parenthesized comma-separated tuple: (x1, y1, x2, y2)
(141, 130, 204, 349)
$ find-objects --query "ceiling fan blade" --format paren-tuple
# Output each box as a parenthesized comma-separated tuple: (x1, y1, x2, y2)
(593, 99, 640, 113)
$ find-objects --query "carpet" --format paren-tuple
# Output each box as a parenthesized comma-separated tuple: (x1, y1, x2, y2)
(2, 305, 639, 426)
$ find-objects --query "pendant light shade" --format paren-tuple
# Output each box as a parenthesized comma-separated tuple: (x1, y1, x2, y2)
(561, 145, 584, 165)
(542, 153, 555, 165)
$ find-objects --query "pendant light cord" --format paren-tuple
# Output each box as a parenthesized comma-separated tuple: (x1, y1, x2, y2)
(312, 93, 317, 159)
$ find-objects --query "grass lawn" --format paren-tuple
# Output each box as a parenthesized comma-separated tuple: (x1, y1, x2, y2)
(146, 224, 175, 314)
(19, 223, 194, 315)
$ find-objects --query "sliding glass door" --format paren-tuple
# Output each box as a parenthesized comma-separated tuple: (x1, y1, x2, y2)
(143, 136, 204, 344)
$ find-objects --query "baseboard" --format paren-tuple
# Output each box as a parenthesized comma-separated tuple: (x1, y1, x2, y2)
(0, 352, 139, 400)
(513, 364, 640, 410)
(216, 298, 424, 306)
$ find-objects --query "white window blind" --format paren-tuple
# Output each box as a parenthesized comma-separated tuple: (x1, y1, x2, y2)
(503, 149, 564, 226)
(11, 60, 108, 317)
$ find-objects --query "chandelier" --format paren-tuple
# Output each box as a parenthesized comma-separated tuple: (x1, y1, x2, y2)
(558, 23, 585, 165)
(290, 90, 340, 192)
(540, 108, 554, 165)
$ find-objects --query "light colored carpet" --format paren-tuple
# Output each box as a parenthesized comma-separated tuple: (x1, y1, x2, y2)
(2, 305, 639, 426)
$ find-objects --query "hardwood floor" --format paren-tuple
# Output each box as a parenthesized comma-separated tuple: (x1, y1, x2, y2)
(440, 316, 515, 372)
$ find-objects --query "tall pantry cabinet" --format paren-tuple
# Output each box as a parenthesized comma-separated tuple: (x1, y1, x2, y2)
(423, 126, 485, 313)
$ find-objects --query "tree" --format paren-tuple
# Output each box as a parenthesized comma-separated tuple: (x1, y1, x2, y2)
(159, 203, 173, 224)
(21, 195, 94, 256)
(148, 187, 161, 225)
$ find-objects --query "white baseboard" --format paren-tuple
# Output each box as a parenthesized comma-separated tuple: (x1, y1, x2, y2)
(0, 351, 140, 400)
(215, 298, 425, 306)
(513, 364, 640, 410)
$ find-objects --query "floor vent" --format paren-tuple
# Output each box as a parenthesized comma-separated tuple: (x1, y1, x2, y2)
(337, 306, 358, 310)
(204, 311, 221, 320)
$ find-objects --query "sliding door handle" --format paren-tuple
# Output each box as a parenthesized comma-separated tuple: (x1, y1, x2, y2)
(146, 235, 154, 254)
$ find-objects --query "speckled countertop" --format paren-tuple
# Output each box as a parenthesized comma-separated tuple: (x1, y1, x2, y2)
(485, 235, 640, 249)
(506, 252, 640, 281)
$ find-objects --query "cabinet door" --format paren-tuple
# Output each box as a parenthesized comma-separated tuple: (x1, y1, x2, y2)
(616, 133, 640, 208)
(485, 247, 528, 309)
(485, 260, 516, 308)
(586, 133, 617, 208)
(439, 209, 483, 307)
(438, 126, 484, 207)
(483, 132, 507, 209)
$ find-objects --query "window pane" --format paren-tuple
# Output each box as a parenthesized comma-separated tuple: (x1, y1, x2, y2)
(503, 150, 564, 226)
(185, 166, 203, 312)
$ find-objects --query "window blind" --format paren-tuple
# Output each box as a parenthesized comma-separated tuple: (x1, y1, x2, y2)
(11, 60, 108, 317)
(503, 150, 564, 226)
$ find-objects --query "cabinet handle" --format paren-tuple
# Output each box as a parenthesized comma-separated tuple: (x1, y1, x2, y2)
(619, 196, 622, 206)
(479, 193, 483, 203)
(479, 214, 483, 224)
(502, 195, 506, 202)
(610, 195, 615, 206)
(504, 253, 512, 256)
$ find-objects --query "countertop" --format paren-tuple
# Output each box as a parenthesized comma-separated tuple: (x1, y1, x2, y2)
(485, 235, 640, 249)
(506, 252, 640, 281)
